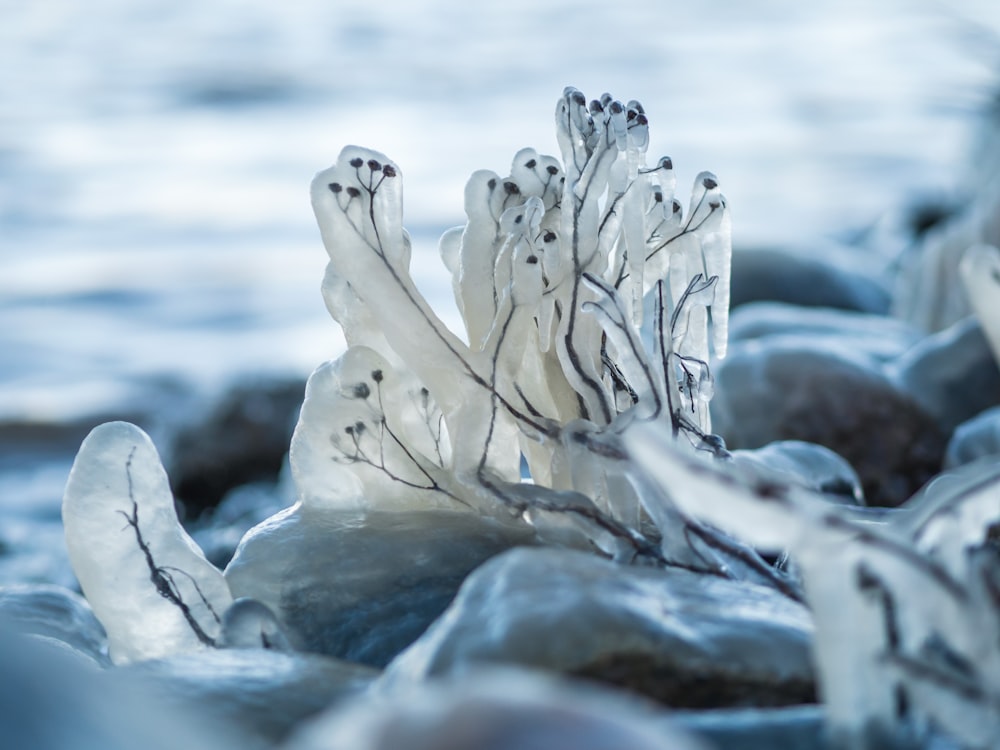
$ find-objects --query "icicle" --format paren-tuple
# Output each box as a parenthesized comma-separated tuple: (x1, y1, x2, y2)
(702, 197, 732, 359)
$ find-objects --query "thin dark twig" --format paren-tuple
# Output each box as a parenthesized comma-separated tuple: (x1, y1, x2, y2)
(117, 446, 218, 648)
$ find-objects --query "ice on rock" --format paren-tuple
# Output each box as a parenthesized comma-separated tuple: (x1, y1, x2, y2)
(225, 505, 535, 667)
(63, 421, 232, 663)
(627, 420, 1000, 748)
(384, 547, 815, 708)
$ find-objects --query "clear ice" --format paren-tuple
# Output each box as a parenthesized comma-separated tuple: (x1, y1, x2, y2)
(62, 421, 232, 663)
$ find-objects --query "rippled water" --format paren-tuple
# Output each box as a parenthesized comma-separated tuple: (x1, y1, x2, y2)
(3, 0, 998, 418)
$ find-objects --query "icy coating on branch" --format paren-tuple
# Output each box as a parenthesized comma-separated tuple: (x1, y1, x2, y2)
(306, 87, 737, 564)
(63, 422, 233, 664)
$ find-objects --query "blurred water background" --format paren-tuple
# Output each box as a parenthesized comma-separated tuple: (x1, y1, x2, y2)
(1, 0, 999, 582)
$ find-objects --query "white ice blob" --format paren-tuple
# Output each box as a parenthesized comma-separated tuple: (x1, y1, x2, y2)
(62, 421, 232, 664)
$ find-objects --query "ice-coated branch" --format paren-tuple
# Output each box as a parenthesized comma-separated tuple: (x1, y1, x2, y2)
(117, 463, 220, 648)
(626, 420, 1000, 747)
(304, 87, 740, 567)
(62, 421, 233, 664)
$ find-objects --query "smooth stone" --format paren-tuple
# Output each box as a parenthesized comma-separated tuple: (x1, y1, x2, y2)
(727, 302, 922, 361)
(290, 666, 709, 750)
(385, 547, 816, 709)
(115, 648, 377, 744)
(730, 440, 865, 505)
(225, 507, 535, 667)
(0, 583, 109, 665)
(0, 624, 250, 750)
(888, 317, 1000, 435)
(730, 246, 891, 314)
(711, 339, 945, 506)
(944, 406, 1000, 468)
(168, 376, 305, 517)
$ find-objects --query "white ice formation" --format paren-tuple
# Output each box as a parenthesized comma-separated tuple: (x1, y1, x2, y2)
(305, 87, 737, 568)
(62, 422, 233, 663)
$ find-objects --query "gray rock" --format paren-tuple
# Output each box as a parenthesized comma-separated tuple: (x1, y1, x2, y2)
(385, 547, 816, 709)
(225, 507, 536, 667)
(889, 317, 1000, 435)
(730, 247, 891, 314)
(290, 667, 709, 750)
(728, 302, 922, 360)
(0, 583, 109, 665)
(168, 377, 305, 517)
(116, 648, 377, 743)
(711, 339, 945, 506)
(944, 406, 1000, 468)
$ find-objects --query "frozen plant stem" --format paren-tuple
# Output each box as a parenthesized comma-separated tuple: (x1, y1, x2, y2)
(307, 86, 741, 566)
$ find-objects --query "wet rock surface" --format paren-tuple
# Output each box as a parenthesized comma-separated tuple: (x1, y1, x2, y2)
(385, 547, 816, 709)
(225, 507, 536, 667)
(712, 340, 946, 506)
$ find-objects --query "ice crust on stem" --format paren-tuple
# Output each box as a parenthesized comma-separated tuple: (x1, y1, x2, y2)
(305, 89, 734, 563)
(63, 422, 233, 664)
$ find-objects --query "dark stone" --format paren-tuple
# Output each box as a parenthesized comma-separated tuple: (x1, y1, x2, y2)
(730, 247, 891, 314)
(890, 317, 1000, 435)
(387, 547, 816, 711)
(573, 653, 816, 709)
(712, 342, 946, 506)
(225, 509, 536, 668)
(168, 377, 305, 518)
